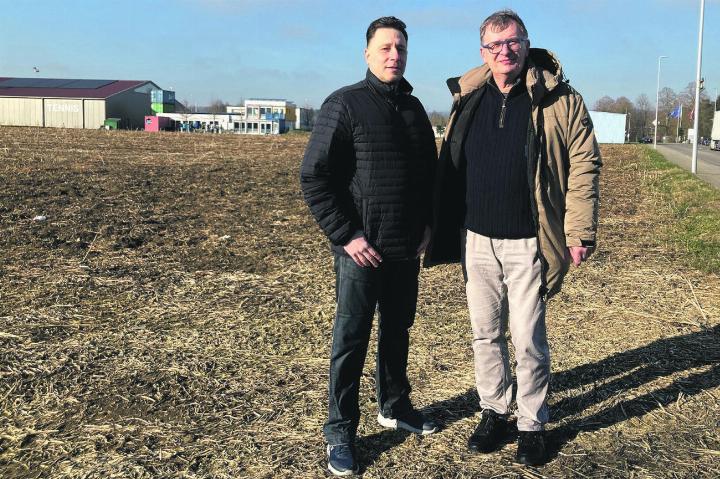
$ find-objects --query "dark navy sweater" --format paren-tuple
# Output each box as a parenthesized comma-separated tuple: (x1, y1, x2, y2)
(463, 80, 535, 239)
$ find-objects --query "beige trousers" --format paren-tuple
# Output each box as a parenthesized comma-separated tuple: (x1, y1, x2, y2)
(463, 230, 549, 431)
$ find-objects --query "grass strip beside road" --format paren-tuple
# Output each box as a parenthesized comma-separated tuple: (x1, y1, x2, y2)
(643, 146, 720, 273)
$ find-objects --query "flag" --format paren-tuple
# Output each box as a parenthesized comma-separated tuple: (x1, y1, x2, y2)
(668, 105, 681, 119)
(688, 107, 694, 121)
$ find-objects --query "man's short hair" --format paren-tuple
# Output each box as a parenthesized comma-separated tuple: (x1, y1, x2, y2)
(366, 16, 408, 45)
(480, 9, 528, 42)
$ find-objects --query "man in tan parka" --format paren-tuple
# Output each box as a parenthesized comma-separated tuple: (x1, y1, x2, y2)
(424, 9, 601, 466)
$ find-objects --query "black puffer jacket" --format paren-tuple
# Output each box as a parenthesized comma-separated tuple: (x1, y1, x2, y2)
(300, 70, 436, 261)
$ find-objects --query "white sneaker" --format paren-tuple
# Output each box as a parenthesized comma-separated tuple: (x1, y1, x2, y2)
(377, 409, 439, 435)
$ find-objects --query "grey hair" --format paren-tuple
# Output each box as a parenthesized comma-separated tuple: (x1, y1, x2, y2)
(480, 9, 528, 43)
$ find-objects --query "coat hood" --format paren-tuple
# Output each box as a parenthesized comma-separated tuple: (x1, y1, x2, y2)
(448, 48, 565, 104)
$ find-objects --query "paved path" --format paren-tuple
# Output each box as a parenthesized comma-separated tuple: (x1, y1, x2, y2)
(655, 143, 720, 189)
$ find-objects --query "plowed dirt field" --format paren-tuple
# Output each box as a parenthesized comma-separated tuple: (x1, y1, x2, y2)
(1, 128, 718, 478)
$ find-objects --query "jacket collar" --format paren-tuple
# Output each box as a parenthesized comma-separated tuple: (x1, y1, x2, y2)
(365, 69, 413, 99)
(452, 48, 563, 105)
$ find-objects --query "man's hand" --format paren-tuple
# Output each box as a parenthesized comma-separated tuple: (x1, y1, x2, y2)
(344, 231, 383, 267)
(568, 246, 592, 267)
(416, 226, 431, 257)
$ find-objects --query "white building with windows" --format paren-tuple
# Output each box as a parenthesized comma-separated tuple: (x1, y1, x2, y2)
(226, 99, 287, 134)
(154, 98, 313, 134)
(226, 99, 311, 133)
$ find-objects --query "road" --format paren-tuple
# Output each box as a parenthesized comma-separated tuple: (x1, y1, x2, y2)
(655, 143, 720, 189)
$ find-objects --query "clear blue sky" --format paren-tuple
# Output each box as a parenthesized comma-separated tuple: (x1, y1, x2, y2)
(1, 0, 718, 112)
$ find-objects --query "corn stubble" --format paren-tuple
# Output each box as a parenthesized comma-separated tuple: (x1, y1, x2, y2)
(0, 129, 718, 478)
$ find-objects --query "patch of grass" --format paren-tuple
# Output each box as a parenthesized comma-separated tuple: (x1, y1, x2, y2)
(641, 147, 720, 273)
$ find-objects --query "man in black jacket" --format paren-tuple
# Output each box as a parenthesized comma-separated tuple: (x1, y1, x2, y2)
(300, 16, 437, 477)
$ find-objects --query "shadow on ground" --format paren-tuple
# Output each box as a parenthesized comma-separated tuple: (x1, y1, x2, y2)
(359, 325, 720, 465)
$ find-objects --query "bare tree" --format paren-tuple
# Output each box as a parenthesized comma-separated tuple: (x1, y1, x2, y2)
(302, 102, 316, 129)
(176, 99, 192, 131)
(593, 96, 616, 112)
(655, 87, 678, 137)
(679, 81, 709, 108)
(613, 97, 633, 114)
(427, 110, 449, 127)
(658, 87, 677, 115)
(635, 94, 652, 112)
(208, 99, 228, 114)
(177, 99, 191, 114)
(633, 94, 653, 141)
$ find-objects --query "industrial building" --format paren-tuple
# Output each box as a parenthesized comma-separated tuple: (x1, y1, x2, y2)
(154, 98, 312, 134)
(0, 79, 311, 134)
(588, 111, 627, 144)
(0, 77, 161, 129)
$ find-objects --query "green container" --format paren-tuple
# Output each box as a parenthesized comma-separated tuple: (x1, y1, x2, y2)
(151, 102, 175, 113)
(104, 118, 121, 129)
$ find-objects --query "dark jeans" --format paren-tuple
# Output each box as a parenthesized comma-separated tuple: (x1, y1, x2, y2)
(323, 253, 420, 445)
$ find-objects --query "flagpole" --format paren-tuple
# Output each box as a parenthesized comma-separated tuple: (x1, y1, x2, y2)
(654, 55, 668, 149)
(677, 104, 682, 141)
(691, 0, 705, 174)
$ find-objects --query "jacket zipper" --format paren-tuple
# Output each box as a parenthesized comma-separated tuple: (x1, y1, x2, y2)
(365, 76, 402, 114)
(499, 95, 507, 128)
(527, 109, 549, 299)
(385, 97, 399, 112)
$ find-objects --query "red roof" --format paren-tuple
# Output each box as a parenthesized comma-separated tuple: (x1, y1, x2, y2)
(0, 78, 154, 99)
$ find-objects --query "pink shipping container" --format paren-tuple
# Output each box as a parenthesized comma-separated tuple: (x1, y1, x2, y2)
(144, 115, 171, 132)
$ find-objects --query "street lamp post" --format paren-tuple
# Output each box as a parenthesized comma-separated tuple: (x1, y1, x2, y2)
(691, 0, 705, 174)
(654, 55, 668, 149)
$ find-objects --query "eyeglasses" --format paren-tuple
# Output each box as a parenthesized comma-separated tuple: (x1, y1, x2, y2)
(481, 37, 527, 54)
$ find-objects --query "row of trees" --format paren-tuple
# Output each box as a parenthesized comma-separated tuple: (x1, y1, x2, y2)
(173, 82, 718, 142)
(426, 81, 719, 144)
(593, 81, 719, 142)
(176, 99, 235, 114)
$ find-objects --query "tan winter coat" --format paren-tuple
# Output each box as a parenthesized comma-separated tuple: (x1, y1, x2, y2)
(425, 48, 602, 298)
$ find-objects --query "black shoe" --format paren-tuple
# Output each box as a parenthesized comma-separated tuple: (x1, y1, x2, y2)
(327, 443, 359, 476)
(377, 409, 439, 435)
(467, 410, 508, 453)
(515, 431, 547, 466)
